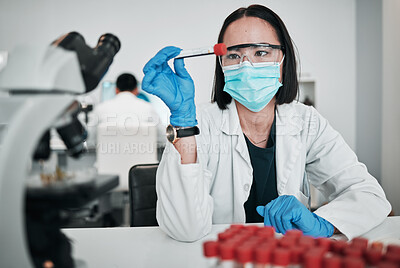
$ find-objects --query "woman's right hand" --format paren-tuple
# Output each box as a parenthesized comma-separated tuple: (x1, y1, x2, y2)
(142, 46, 197, 127)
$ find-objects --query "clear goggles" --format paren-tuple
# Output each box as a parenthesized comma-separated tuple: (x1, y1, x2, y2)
(219, 43, 284, 70)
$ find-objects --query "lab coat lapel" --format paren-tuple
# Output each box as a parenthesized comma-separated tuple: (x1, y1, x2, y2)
(221, 101, 252, 169)
(220, 101, 253, 218)
(275, 103, 304, 194)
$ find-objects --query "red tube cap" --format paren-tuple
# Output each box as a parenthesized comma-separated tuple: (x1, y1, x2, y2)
(257, 226, 275, 239)
(365, 248, 383, 265)
(298, 236, 316, 248)
(255, 245, 272, 264)
(219, 242, 235, 260)
(203, 241, 219, 257)
(213, 43, 227, 56)
(342, 256, 365, 268)
(386, 244, 400, 255)
(344, 247, 363, 258)
(285, 229, 303, 239)
(236, 245, 254, 264)
(331, 240, 347, 254)
(377, 261, 398, 268)
(317, 237, 332, 251)
(291, 246, 305, 265)
(272, 248, 291, 266)
(279, 236, 296, 248)
(323, 254, 342, 268)
(351, 237, 369, 250)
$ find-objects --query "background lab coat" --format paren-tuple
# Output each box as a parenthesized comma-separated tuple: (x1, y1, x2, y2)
(156, 101, 391, 242)
(87, 92, 164, 146)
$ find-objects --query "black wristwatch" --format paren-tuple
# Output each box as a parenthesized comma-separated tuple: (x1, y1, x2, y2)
(166, 124, 200, 144)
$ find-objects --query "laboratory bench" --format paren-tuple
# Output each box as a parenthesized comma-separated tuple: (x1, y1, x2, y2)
(63, 216, 400, 268)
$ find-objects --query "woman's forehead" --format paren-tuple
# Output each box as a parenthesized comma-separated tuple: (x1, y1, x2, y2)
(223, 17, 280, 47)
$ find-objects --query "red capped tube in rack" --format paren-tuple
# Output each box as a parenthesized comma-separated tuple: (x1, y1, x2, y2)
(350, 237, 369, 250)
(331, 240, 347, 254)
(298, 236, 316, 249)
(203, 241, 219, 258)
(255, 245, 272, 266)
(344, 247, 363, 258)
(376, 262, 398, 268)
(290, 246, 305, 266)
(257, 226, 275, 239)
(203, 241, 220, 267)
(316, 237, 332, 252)
(342, 256, 365, 268)
(272, 248, 291, 267)
(279, 236, 297, 248)
(370, 241, 384, 252)
(304, 249, 324, 268)
(235, 245, 254, 266)
(218, 242, 235, 261)
(386, 244, 400, 255)
(285, 229, 303, 240)
(365, 248, 383, 265)
(323, 254, 342, 268)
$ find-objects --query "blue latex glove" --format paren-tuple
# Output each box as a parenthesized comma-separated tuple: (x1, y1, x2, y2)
(142, 46, 197, 127)
(256, 195, 334, 238)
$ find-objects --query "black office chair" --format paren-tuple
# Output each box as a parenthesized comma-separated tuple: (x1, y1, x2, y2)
(128, 163, 159, 227)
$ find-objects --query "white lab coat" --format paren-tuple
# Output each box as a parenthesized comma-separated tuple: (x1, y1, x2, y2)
(156, 101, 391, 242)
(87, 92, 165, 146)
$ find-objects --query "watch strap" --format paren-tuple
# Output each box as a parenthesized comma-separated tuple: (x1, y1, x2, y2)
(176, 126, 200, 138)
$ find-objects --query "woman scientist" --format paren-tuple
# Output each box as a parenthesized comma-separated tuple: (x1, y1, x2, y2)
(142, 4, 391, 242)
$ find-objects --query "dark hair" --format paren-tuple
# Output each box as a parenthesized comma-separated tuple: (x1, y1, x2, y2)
(116, 73, 137, 91)
(212, 5, 299, 109)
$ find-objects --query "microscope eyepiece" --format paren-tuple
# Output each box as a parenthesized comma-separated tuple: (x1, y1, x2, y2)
(52, 32, 121, 93)
(96, 33, 121, 58)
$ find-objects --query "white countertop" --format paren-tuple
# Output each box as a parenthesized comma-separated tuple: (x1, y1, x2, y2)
(63, 216, 400, 268)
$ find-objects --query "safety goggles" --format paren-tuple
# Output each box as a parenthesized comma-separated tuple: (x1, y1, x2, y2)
(219, 43, 284, 69)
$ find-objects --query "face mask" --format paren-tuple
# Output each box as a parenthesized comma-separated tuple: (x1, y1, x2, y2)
(222, 61, 283, 112)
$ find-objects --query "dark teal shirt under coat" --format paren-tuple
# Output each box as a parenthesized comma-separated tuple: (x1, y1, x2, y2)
(244, 117, 278, 223)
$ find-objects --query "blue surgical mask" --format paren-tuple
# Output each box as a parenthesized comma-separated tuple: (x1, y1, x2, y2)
(222, 61, 283, 112)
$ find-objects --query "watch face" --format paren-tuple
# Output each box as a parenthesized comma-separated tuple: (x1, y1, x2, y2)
(166, 125, 175, 143)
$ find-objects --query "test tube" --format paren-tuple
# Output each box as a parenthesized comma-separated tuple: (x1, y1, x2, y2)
(376, 262, 398, 268)
(235, 244, 254, 268)
(278, 236, 296, 248)
(303, 248, 324, 268)
(350, 237, 369, 250)
(218, 230, 234, 242)
(257, 226, 276, 239)
(175, 43, 227, 59)
(364, 248, 383, 266)
(254, 245, 273, 268)
(331, 240, 347, 255)
(271, 248, 291, 268)
(203, 241, 220, 268)
(322, 254, 342, 268)
(316, 238, 332, 252)
(298, 236, 316, 249)
(342, 256, 365, 268)
(290, 246, 305, 268)
(383, 252, 400, 265)
(219, 242, 236, 268)
(343, 247, 363, 258)
(285, 229, 303, 241)
(370, 241, 384, 252)
(386, 244, 400, 255)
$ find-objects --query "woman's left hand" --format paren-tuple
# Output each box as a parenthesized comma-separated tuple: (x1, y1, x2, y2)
(256, 195, 334, 237)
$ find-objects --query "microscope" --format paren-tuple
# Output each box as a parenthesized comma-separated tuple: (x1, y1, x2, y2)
(0, 32, 121, 268)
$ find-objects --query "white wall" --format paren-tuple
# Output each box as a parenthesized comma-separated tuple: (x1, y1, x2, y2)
(0, 0, 357, 149)
(355, 0, 382, 181)
(382, 0, 400, 215)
